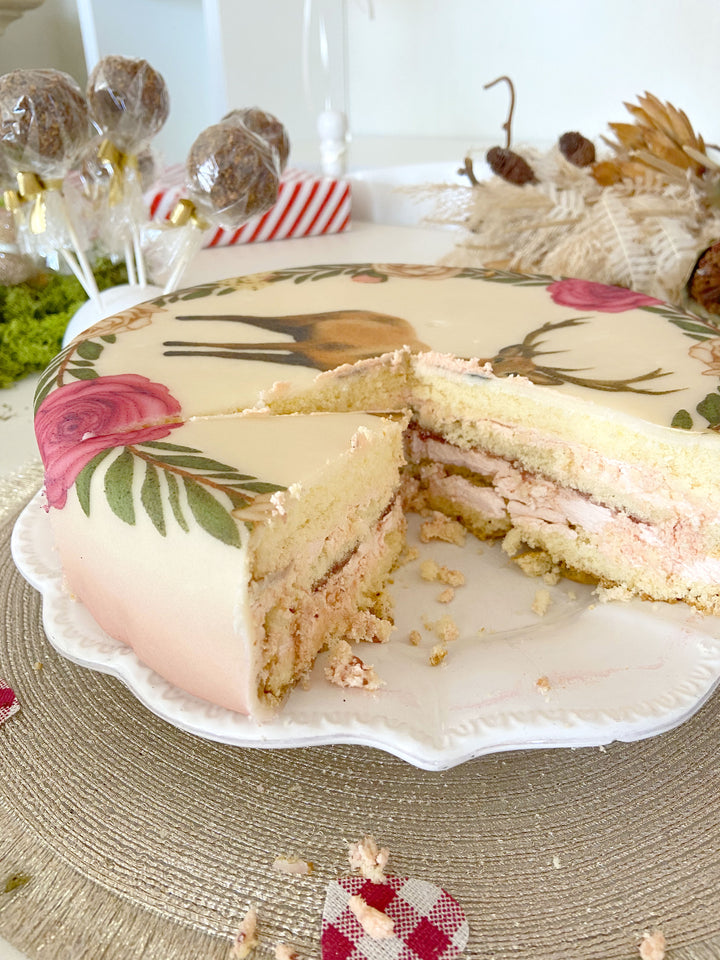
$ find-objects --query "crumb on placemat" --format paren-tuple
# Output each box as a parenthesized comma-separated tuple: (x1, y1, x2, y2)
(408, 629, 422, 646)
(274, 944, 299, 960)
(639, 929, 666, 960)
(230, 906, 258, 959)
(272, 856, 313, 875)
(348, 835, 389, 882)
(437, 587, 455, 604)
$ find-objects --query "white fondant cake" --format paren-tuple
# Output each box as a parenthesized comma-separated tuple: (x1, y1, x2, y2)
(33, 263, 720, 716)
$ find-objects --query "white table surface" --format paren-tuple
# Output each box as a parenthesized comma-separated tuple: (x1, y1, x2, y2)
(0, 218, 457, 960)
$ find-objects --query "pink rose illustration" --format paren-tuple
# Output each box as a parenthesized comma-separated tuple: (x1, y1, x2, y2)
(547, 279, 663, 312)
(35, 374, 182, 509)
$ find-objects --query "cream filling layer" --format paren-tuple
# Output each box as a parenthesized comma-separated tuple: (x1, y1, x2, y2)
(408, 430, 720, 586)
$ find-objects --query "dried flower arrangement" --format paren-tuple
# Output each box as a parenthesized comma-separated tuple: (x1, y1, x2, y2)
(433, 78, 720, 316)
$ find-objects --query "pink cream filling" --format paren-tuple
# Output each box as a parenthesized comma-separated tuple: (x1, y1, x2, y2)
(407, 429, 720, 584)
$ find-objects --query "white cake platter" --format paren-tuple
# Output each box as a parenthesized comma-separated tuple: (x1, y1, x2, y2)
(12, 492, 720, 770)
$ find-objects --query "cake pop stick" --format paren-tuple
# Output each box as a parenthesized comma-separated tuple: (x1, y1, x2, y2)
(84, 56, 169, 286)
(0, 68, 99, 303)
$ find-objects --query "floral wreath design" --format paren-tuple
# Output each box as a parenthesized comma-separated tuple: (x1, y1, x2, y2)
(34, 307, 285, 546)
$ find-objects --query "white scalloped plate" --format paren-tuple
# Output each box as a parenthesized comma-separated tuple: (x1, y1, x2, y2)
(12, 493, 720, 770)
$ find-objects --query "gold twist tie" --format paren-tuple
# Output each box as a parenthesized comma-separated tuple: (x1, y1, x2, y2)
(168, 198, 209, 231)
(14, 171, 63, 234)
(96, 140, 138, 205)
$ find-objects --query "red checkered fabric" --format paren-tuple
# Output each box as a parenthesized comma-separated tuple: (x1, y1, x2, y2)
(0, 679, 19, 726)
(322, 876, 469, 960)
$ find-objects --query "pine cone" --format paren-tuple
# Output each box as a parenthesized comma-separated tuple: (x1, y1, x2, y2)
(688, 241, 720, 316)
(486, 146, 537, 185)
(558, 131, 596, 167)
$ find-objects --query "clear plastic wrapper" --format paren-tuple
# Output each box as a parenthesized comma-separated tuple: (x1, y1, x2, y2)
(223, 106, 290, 174)
(0, 68, 97, 297)
(0, 206, 35, 285)
(185, 120, 281, 230)
(0, 69, 91, 180)
(83, 56, 170, 285)
(146, 115, 283, 293)
(141, 214, 205, 291)
(86, 56, 169, 154)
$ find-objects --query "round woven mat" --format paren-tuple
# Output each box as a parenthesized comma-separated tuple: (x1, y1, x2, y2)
(1, 502, 720, 960)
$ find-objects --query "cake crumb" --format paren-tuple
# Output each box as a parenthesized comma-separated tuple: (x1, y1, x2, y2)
(420, 559, 440, 581)
(348, 836, 389, 882)
(230, 906, 258, 959)
(370, 590, 394, 621)
(536, 676, 551, 699)
(419, 512, 467, 546)
(435, 615, 459, 643)
(532, 588, 552, 617)
(397, 545, 420, 567)
(552, 854, 561, 869)
(272, 856, 313, 875)
(639, 929, 666, 960)
(437, 587, 455, 604)
(274, 945, 299, 960)
(326, 641, 384, 690)
(32, 661, 43, 672)
(501, 527, 525, 556)
(408, 629, 422, 646)
(596, 583, 634, 603)
(429, 644, 447, 666)
(347, 895, 395, 940)
(344, 611, 393, 644)
(513, 549, 555, 579)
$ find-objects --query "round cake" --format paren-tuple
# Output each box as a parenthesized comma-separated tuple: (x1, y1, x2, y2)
(33, 263, 720, 716)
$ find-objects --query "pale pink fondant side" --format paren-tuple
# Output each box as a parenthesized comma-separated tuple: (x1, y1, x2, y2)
(49, 501, 259, 717)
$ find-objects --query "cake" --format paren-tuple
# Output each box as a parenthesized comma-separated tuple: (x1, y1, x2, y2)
(33, 262, 720, 716)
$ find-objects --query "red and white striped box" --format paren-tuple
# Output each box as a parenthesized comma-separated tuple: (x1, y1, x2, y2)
(146, 165, 351, 248)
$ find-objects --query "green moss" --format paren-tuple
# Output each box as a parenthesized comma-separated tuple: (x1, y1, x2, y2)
(0, 260, 127, 388)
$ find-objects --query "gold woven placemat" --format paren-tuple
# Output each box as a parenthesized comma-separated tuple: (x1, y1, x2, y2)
(2, 495, 720, 960)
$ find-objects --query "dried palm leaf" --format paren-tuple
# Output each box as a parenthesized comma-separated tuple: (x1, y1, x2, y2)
(595, 92, 711, 184)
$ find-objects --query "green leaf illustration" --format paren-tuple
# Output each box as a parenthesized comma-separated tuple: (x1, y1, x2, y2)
(68, 368, 99, 381)
(75, 449, 112, 516)
(183, 478, 241, 548)
(76, 340, 103, 360)
(234, 480, 287, 494)
(140, 463, 166, 536)
(148, 453, 239, 472)
(671, 409, 694, 430)
(697, 392, 720, 425)
(137, 440, 202, 453)
(104, 449, 136, 524)
(165, 472, 189, 532)
(100, 334, 116, 343)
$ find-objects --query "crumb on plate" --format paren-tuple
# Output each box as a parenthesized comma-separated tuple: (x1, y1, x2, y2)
(325, 641, 383, 690)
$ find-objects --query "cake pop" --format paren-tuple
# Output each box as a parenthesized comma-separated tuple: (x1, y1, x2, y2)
(223, 106, 290, 174)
